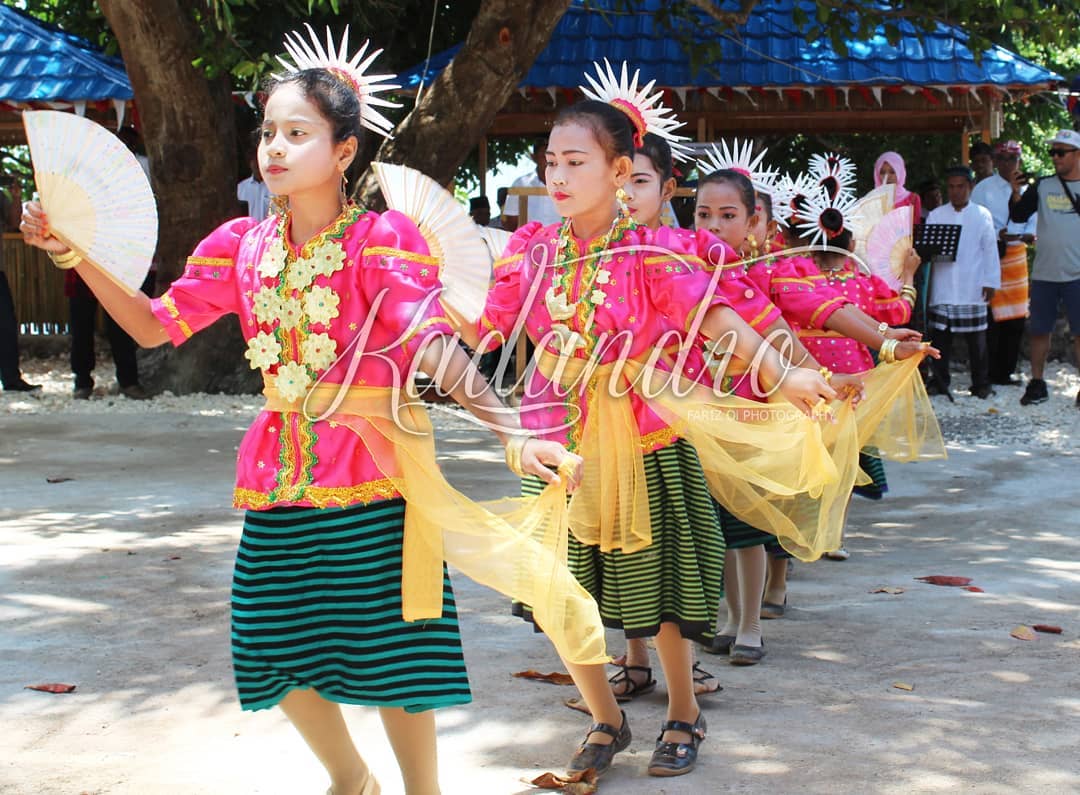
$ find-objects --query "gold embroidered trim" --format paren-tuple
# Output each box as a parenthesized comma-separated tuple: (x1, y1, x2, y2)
(233, 479, 401, 510)
(643, 254, 705, 267)
(398, 316, 451, 352)
(187, 256, 234, 268)
(748, 304, 776, 331)
(809, 296, 847, 329)
(159, 293, 194, 339)
(494, 253, 524, 270)
(364, 247, 440, 266)
(640, 426, 679, 452)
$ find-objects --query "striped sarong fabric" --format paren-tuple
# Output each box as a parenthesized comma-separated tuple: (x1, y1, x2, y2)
(990, 241, 1030, 321)
(523, 439, 725, 641)
(928, 303, 988, 333)
(231, 498, 471, 712)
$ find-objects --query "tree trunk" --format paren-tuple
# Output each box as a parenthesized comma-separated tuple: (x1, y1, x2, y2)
(356, 0, 571, 206)
(98, 0, 259, 394)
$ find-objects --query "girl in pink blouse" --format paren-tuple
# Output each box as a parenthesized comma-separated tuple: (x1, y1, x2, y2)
(21, 30, 583, 795)
(460, 93, 836, 778)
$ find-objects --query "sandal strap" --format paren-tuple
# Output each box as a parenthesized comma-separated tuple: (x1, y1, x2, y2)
(607, 663, 653, 685)
(585, 711, 627, 741)
(660, 718, 707, 741)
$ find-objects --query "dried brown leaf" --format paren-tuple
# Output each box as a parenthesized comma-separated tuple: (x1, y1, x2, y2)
(870, 586, 905, 594)
(45, 477, 74, 484)
(915, 575, 972, 586)
(25, 683, 76, 694)
(528, 768, 598, 793)
(963, 586, 985, 593)
(892, 681, 915, 691)
(1032, 624, 1062, 635)
(512, 669, 575, 686)
(1010, 625, 1036, 641)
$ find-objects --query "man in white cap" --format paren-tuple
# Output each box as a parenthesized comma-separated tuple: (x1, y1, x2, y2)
(1010, 129, 1080, 406)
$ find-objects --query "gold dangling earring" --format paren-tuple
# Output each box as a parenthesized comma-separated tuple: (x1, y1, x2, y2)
(339, 171, 350, 206)
(615, 186, 631, 220)
(747, 233, 759, 259)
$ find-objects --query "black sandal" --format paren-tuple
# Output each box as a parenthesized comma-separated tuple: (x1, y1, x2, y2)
(647, 712, 706, 777)
(567, 710, 632, 777)
(692, 661, 722, 697)
(608, 663, 657, 702)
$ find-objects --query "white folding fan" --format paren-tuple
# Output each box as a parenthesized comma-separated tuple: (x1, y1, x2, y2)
(478, 227, 511, 266)
(23, 110, 157, 295)
(849, 183, 895, 264)
(865, 205, 913, 291)
(372, 161, 492, 325)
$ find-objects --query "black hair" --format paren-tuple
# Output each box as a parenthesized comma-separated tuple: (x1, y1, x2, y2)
(262, 69, 365, 191)
(532, 136, 549, 156)
(698, 169, 756, 216)
(756, 190, 775, 223)
(917, 178, 941, 196)
(945, 164, 974, 183)
(970, 142, 993, 158)
(554, 99, 636, 161)
(635, 132, 674, 183)
(818, 207, 853, 251)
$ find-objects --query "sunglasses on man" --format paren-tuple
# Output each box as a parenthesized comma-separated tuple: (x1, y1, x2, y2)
(1049, 147, 1078, 157)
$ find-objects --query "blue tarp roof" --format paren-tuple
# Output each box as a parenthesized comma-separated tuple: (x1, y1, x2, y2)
(400, 0, 1061, 91)
(0, 5, 133, 103)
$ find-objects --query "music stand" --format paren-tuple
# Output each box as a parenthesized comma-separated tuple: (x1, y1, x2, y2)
(913, 223, 962, 263)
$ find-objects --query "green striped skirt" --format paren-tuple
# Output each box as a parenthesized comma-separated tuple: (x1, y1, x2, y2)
(853, 448, 888, 500)
(231, 498, 471, 712)
(522, 439, 725, 640)
(715, 502, 775, 549)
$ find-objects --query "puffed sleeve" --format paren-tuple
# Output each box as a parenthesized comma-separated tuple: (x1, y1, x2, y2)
(866, 274, 913, 326)
(359, 209, 453, 360)
(479, 220, 544, 343)
(642, 227, 733, 331)
(768, 257, 848, 329)
(150, 217, 259, 346)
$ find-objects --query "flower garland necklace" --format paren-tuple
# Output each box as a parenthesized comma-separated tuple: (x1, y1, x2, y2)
(545, 210, 636, 354)
(244, 203, 364, 402)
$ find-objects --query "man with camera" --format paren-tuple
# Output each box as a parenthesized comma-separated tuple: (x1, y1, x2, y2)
(971, 140, 1037, 387)
(1009, 129, 1080, 406)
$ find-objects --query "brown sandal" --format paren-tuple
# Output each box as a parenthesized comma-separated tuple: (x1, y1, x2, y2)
(692, 661, 722, 696)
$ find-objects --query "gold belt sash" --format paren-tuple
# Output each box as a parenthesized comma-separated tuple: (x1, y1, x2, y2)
(263, 380, 609, 665)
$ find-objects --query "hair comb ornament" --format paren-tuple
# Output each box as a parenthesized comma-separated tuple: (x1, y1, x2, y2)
(775, 171, 818, 226)
(796, 184, 863, 250)
(579, 59, 693, 161)
(807, 151, 856, 201)
(277, 24, 401, 139)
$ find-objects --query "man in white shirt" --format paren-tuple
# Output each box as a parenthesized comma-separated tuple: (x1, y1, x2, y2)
(926, 165, 1000, 399)
(501, 137, 562, 230)
(971, 140, 1037, 386)
(237, 150, 272, 220)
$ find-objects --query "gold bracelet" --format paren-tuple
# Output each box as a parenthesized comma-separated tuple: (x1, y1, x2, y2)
(879, 338, 899, 364)
(818, 366, 833, 383)
(48, 249, 81, 270)
(504, 433, 534, 478)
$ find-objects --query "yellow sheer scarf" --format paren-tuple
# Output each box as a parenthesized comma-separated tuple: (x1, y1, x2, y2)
(263, 382, 609, 665)
(534, 351, 858, 561)
(855, 354, 947, 462)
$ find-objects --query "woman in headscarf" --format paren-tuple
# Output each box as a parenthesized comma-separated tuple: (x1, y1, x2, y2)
(874, 151, 921, 228)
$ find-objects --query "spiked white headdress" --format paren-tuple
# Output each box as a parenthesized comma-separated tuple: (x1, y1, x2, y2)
(807, 151, 857, 201)
(696, 138, 788, 215)
(774, 171, 818, 226)
(579, 59, 693, 160)
(276, 25, 401, 139)
(795, 185, 863, 249)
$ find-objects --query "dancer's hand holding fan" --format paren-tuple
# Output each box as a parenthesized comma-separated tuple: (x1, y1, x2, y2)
(21, 110, 157, 296)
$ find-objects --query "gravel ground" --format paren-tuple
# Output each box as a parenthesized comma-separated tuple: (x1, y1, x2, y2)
(6, 352, 1079, 453)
